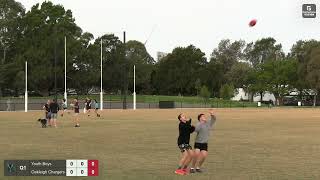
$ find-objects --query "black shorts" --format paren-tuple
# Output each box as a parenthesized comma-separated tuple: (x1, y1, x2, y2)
(178, 144, 192, 153)
(194, 143, 208, 151)
(46, 112, 51, 119)
(86, 106, 91, 110)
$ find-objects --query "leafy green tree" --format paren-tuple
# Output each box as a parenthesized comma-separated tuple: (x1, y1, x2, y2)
(153, 45, 207, 95)
(289, 40, 320, 101)
(95, 34, 125, 93)
(16, 1, 83, 95)
(210, 39, 246, 85)
(204, 60, 224, 97)
(199, 85, 211, 103)
(262, 59, 298, 105)
(0, 0, 25, 64)
(126, 40, 155, 94)
(245, 37, 284, 68)
(219, 84, 235, 100)
(226, 61, 252, 88)
(0, 0, 25, 96)
(305, 46, 320, 106)
(210, 39, 246, 72)
(195, 78, 201, 96)
(68, 32, 99, 94)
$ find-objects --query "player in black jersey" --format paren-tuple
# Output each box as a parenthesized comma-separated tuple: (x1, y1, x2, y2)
(175, 113, 195, 175)
(43, 100, 51, 126)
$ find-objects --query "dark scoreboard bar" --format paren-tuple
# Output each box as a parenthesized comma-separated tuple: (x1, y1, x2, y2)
(4, 160, 99, 176)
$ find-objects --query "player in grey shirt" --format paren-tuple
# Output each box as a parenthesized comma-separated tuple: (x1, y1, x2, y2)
(190, 110, 216, 173)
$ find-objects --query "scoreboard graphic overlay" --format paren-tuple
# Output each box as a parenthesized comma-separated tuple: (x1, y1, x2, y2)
(4, 160, 99, 176)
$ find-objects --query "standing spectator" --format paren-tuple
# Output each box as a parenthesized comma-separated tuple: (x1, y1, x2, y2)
(61, 98, 68, 117)
(49, 99, 60, 128)
(94, 99, 101, 117)
(73, 98, 80, 127)
(6, 99, 11, 111)
(85, 97, 92, 116)
(43, 100, 51, 127)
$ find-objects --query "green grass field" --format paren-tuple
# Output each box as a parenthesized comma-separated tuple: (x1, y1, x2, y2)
(1, 108, 320, 180)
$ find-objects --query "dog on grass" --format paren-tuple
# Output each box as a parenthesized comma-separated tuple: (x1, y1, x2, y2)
(38, 118, 47, 128)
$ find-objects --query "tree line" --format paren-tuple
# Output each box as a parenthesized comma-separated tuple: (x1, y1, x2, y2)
(1, 0, 320, 105)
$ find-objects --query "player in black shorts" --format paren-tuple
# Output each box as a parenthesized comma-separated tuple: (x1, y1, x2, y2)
(73, 98, 80, 127)
(191, 110, 217, 173)
(43, 100, 51, 126)
(175, 113, 195, 175)
(85, 98, 92, 116)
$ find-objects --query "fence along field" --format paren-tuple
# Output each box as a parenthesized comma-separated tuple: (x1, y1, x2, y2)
(0, 95, 266, 111)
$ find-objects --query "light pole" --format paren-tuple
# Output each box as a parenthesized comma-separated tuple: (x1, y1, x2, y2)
(25, 61, 28, 112)
(54, 20, 58, 102)
(133, 65, 136, 110)
(100, 39, 103, 110)
(123, 31, 127, 109)
(64, 36, 67, 104)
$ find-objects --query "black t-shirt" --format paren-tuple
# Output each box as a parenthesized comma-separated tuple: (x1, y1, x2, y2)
(86, 100, 91, 107)
(74, 102, 80, 113)
(49, 102, 59, 113)
(177, 119, 195, 145)
(44, 104, 49, 112)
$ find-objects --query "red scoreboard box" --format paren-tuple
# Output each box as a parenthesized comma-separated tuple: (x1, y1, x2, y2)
(88, 160, 99, 176)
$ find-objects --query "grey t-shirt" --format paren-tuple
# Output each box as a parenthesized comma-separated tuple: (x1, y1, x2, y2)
(194, 115, 216, 143)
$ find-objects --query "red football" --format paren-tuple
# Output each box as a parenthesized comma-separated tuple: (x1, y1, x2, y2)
(249, 19, 257, 27)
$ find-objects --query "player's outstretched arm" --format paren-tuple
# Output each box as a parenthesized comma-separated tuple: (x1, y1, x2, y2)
(209, 109, 217, 126)
(190, 125, 195, 133)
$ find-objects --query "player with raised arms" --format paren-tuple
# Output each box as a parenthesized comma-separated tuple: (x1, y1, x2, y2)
(175, 113, 195, 175)
(190, 109, 217, 173)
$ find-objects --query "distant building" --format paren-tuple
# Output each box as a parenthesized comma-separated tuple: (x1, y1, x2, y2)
(157, 52, 168, 61)
(232, 88, 275, 102)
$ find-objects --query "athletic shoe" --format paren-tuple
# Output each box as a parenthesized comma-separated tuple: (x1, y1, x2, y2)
(182, 168, 189, 174)
(174, 169, 186, 175)
(74, 125, 80, 128)
(196, 168, 202, 173)
(189, 168, 196, 173)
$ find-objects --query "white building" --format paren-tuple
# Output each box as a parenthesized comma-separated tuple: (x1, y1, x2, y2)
(232, 88, 276, 102)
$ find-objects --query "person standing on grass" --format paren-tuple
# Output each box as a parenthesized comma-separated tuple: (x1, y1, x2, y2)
(73, 98, 80, 127)
(43, 100, 51, 127)
(6, 98, 11, 111)
(49, 99, 60, 128)
(94, 99, 101, 117)
(85, 97, 92, 116)
(190, 110, 217, 173)
(61, 98, 68, 117)
(175, 113, 195, 175)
